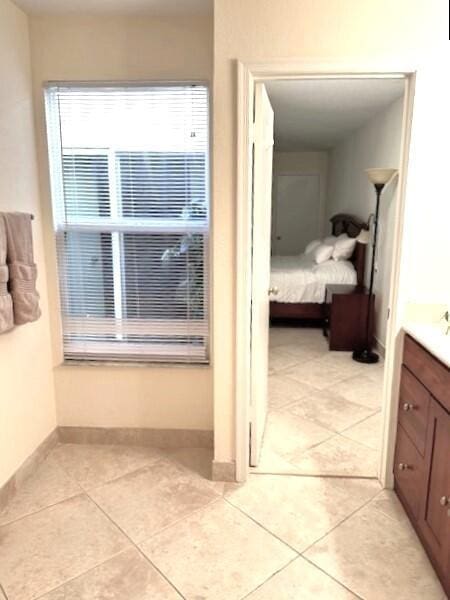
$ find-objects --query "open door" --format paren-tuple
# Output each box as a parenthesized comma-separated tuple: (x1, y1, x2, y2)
(249, 83, 274, 467)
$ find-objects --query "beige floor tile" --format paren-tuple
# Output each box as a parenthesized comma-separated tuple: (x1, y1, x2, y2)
(286, 388, 374, 433)
(275, 343, 325, 363)
(268, 374, 318, 410)
(368, 489, 411, 524)
(269, 349, 299, 373)
(304, 503, 444, 600)
(288, 435, 379, 477)
(163, 447, 225, 494)
(247, 556, 357, 599)
(50, 443, 163, 490)
(163, 447, 212, 480)
(284, 359, 348, 390)
(225, 474, 380, 552)
(269, 327, 307, 348)
(89, 459, 220, 543)
(342, 411, 382, 450)
(39, 548, 181, 599)
(315, 351, 367, 379)
(0, 494, 129, 600)
(140, 499, 296, 600)
(251, 440, 299, 473)
(0, 455, 82, 526)
(262, 410, 334, 462)
(332, 373, 383, 410)
(364, 360, 385, 383)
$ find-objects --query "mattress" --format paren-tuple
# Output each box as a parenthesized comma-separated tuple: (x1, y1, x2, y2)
(270, 253, 357, 304)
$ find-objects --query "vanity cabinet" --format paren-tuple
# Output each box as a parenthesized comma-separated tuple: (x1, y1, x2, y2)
(394, 334, 450, 597)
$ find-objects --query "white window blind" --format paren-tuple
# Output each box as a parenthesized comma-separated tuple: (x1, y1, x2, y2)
(45, 84, 210, 363)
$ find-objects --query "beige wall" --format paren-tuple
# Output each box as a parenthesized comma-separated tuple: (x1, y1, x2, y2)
(213, 0, 449, 463)
(30, 14, 214, 431)
(327, 98, 404, 348)
(0, 0, 56, 487)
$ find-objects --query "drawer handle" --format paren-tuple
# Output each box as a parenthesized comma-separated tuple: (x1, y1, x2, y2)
(398, 463, 411, 471)
(440, 496, 450, 507)
(402, 403, 416, 412)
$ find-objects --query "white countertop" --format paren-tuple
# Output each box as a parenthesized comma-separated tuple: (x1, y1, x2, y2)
(403, 323, 450, 368)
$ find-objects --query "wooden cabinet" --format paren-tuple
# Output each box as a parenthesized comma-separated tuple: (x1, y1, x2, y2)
(323, 284, 374, 351)
(421, 400, 450, 581)
(394, 334, 450, 597)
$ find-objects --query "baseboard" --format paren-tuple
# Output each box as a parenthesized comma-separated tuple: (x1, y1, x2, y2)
(374, 336, 386, 359)
(212, 460, 236, 482)
(58, 426, 214, 449)
(0, 428, 59, 512)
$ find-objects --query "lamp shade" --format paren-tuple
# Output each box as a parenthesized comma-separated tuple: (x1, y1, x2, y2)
(365, 168, 398, 185)
(356, 228, 370, 244)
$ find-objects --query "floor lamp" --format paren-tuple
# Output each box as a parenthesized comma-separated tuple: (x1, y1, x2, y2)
(352, 168, 398, 364)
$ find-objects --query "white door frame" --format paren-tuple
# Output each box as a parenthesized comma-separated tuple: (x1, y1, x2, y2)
(235, 60, 416, 484)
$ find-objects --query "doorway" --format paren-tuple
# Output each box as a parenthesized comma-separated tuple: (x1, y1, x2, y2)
(235, 64, 415, 484)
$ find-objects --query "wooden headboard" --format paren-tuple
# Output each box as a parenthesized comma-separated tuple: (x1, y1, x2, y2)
(330, 213, 369, 287)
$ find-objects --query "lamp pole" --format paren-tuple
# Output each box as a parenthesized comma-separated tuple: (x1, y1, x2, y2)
(352, 182, 383, 364)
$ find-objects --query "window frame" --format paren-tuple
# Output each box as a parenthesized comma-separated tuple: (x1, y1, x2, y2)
(45, 81, 211, 365)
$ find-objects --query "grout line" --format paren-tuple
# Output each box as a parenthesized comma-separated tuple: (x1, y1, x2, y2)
(0, 490, 85, 530)
(249, 471, 378, 480)
(0, 582, 9, 600)
(339, 407, 382, 433)
(238, 555, 300, 600)
(33, 548, 130, 600)
(9, 449, 216, 599)
(86, 492, 188, 600)
(223, 496, 301, 557)
(300, 555, 365, 600)
(299, 485, 381, 557)
(131, 495, 223, 546)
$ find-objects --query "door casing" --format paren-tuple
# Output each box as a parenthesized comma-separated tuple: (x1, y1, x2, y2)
(235, 60, 416, 484)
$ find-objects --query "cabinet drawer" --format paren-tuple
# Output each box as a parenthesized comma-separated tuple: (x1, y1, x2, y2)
(394, 424, 425, 520)
(403, 335, 450, 411)
(398, 366, 430, 456)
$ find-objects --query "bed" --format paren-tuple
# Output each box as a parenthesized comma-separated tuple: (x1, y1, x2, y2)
(270, 213, 368, 321)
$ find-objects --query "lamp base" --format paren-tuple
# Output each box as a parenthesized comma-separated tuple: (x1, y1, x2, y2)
(352, 349, 379, 364)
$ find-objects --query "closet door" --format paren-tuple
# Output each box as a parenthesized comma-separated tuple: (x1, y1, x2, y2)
(272, 174, 320, 255)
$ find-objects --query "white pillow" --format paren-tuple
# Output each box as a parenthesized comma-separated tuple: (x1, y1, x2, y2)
(304, 239, 321, 254)
(313, 243, 334, 264)
(323, 235, 338, 247)
(332, 234, 357, 260)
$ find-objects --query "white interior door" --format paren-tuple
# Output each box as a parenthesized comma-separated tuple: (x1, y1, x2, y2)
(272, 174, 320, 255)
(249, 83, 274, 467)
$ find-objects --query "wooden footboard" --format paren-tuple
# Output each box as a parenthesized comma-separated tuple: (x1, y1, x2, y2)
(269, 302, 325, 320)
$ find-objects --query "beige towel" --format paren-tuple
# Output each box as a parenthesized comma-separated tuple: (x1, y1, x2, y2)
(3, 212, 41, 325)
(0, 216, 14, 333)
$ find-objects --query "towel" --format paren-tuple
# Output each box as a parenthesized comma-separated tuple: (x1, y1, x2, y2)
(3, 212, 41, 325)
(0, 216, 14, 333)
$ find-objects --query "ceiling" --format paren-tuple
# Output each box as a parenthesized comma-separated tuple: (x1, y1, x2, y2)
(13, 0, 212, 16)
(265, 78, 405, 151)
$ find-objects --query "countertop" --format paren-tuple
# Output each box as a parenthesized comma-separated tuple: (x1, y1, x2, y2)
(403, 323, 450, 369)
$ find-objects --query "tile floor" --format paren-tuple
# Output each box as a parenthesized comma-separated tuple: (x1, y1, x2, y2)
(0, 443, 446, 599)
(253, 326, 384, 476)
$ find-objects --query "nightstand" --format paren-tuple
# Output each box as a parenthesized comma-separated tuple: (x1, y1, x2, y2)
(323, 284, 374, 351)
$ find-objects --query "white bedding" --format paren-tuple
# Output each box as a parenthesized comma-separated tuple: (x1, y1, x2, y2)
(270, 253, 357, 304)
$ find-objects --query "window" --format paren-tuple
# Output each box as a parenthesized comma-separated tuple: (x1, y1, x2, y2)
(45, 85, 209, 363)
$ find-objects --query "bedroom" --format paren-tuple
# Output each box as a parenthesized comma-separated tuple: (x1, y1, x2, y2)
(251, 77, 405, 477)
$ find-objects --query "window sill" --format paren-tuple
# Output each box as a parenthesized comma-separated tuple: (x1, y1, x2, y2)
(57, 360, 211, 369)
